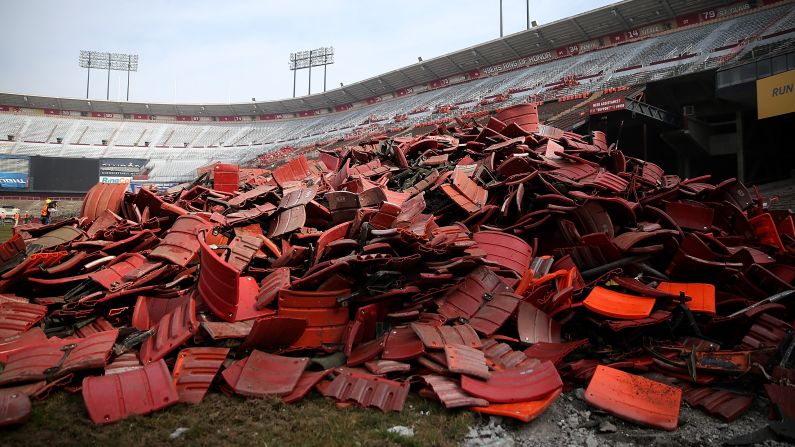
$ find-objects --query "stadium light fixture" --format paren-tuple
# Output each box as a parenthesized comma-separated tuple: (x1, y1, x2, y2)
(289, 47, 334, 97)
(79, 51, 139, 101)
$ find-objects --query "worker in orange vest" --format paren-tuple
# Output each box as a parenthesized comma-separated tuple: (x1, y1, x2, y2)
(22, 211, 29, 224)
(40, 203, 49, 225)
(13, 211, 19, 226)
(0, 211, 5, 226)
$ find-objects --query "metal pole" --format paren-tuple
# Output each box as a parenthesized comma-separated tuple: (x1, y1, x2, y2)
(323, 63, 327, 92)
(292, 69, 297, 98)
(735, 110, 745, 183)
(642, 122, 648, 161)
(500, 0, 503, 37)
(106, 57, 111, 100)
(126, 55, 131, 101)
(86, 54, 91, 99)
(308, 54, 313, 96)
(526, 0, 530, 30)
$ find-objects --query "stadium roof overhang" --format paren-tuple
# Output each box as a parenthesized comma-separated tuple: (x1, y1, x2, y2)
(0, 0, 733, 116)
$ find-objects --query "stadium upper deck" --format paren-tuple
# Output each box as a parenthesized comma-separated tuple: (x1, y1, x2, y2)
(1, 0, 792, 118)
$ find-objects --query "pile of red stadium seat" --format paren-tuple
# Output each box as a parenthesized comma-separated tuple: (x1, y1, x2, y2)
(0, 103, 792, 438)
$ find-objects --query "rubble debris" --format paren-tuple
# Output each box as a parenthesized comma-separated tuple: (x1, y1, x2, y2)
(387, 425, 415, 437)
(0, 103, 792, 431)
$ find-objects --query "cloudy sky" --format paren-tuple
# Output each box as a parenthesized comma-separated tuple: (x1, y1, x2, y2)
(0, 0, 615, 104)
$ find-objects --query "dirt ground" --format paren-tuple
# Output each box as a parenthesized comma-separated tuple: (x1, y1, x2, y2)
(465, 388, 790, 447)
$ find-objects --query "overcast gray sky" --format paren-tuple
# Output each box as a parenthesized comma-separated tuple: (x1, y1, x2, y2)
(0, 0, 616, 104)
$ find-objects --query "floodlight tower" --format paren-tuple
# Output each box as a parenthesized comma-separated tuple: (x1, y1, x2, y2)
(288, 47, 335, 97)
(289, 51, 310, 98)
(311, 47, 334, 93)
(79, 51, 138, 100)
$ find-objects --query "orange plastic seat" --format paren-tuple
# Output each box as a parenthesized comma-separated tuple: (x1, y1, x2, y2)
(656, 282, 716, 315)
(583, 286, 655, 320)
(585, 365, 681, 431)
(471, 387, 561, 422)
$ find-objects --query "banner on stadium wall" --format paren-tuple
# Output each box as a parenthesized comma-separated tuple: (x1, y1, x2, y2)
(91, 112, 118, 119)
(44, 109, 76, 116)
(449, 74, 467, 85)
(757, 69, 795, 119)
(677, 13, 699, 27)
(0, 172, 28, 189)
(413, 84, 429, 94)
(99, 176, 132, 184)
(429, 78, 449, 89)
(694, 2, 751, 23)
(482, 51, 555, 77)
(100, 158, 147, 176)
(608, 23, 664, 44)
(589, 98, 626, 115)
(130, 182, 178, 193)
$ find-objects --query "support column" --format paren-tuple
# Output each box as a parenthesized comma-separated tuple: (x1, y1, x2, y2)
(735, 110, 745, 183)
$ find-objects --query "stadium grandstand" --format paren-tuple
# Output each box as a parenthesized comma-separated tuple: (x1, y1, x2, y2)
(0, 0, 794, 197)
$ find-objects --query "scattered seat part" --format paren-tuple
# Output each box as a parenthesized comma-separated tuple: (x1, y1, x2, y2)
(172, 347, 230, 404)
(585, 365, 681, 431)
(583, 286, 656, 320)
(82, 359, 179, 424)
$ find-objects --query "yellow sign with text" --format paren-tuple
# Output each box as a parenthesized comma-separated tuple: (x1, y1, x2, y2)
(757, 69, 795, 119)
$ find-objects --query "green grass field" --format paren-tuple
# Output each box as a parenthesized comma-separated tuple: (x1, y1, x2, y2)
(3, 391, 474, 447)
(0, 224, 13, 243)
